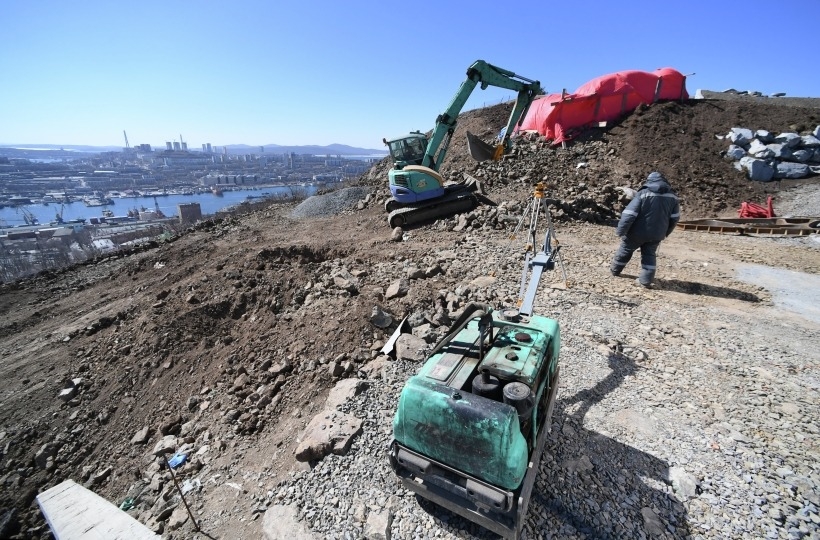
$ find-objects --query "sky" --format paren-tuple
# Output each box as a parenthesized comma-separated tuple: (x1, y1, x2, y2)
(1, 1, 819, 151)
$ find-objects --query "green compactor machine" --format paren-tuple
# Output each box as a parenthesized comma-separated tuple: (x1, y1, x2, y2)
(390, 184, 563, 539)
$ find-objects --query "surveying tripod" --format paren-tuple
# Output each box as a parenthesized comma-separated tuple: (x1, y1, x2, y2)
(508, 182, 568, 316)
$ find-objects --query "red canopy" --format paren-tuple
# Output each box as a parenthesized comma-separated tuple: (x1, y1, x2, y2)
(517, 68, 688, 144)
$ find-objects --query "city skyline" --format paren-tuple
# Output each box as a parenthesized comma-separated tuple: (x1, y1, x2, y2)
(2, 1, 818, 149)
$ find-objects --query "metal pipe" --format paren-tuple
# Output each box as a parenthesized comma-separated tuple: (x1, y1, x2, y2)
(163, 454, 200, 532)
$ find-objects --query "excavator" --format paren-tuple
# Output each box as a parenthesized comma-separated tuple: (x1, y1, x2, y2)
(384, 60, 543, 228)
(390, 183, 564, 539)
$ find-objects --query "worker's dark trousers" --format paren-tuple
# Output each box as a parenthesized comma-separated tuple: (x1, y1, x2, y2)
(611, 237, 660, 285)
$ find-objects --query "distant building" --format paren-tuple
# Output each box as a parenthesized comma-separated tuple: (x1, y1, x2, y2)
(166, 142, 173, 151)
(178, 202, 202, 223)
(173, 142, 181, 151)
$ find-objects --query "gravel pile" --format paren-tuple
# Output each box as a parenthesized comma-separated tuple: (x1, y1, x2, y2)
(269, 227, 820, 540)
(290, 187, 372, 219)
(773, 182, 820, 217)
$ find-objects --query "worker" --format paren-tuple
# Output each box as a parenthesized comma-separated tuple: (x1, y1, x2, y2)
(610, 171, 680, 288)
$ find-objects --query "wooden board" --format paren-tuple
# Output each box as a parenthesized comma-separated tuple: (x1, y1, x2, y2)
(36, 480, 160, 540)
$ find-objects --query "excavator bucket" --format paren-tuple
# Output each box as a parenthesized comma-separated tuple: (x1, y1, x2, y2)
(466, 131, 501, 162)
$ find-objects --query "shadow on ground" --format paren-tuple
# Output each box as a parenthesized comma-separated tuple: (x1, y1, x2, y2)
(658, 278, 761, 302)
(616, 272, 761, 302)
(413, 352, 690, 539)
(525, 352, 689, 539)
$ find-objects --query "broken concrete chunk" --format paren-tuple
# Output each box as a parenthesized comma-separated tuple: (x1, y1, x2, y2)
(262, 504, 317, 539)
(395, 334, 427, 362)
(58, 387, 77, 402)
(325, 379, 369, 410)
(800, 134, 820, 147)
(131, 426, 150, 445)
(748, 139, 774, 159)
(728, 127, 753, 147)
(369, 306, 393, 329)
(364, 507, 394, 540)
(385, 279, 409, 300)
(152, 435, 178, 456)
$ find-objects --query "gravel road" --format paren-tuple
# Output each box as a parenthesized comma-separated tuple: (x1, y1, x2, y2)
(267, 212, 820, 540)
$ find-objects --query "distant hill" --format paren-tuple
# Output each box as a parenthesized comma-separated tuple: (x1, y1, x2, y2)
(0, 143, 387, 156)
(223, 143, 386, 156)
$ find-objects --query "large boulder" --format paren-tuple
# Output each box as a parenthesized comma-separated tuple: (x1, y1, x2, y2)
(800, 134, 820, 147)
(737, 157, 775, 182)
(775, 132, 801, 148)
(765, 143, 793, 160)
(775, 162, 810, 179)
(728, 127, 753, 147)
(294, 410, 363, 462)
(748, 140, 774, 159)
(725, 145, 746, 160)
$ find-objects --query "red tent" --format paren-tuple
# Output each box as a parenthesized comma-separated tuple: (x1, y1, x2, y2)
(517, 68, 688, 144)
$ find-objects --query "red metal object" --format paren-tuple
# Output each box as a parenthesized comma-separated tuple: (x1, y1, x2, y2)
(738, 196, 775, 218)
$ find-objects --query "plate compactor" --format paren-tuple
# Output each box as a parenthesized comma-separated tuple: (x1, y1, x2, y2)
(390, 184, 564, 539)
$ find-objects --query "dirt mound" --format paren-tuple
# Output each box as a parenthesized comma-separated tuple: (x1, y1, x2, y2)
(361, 98, 819, 220)
(1, 96, 819, 539)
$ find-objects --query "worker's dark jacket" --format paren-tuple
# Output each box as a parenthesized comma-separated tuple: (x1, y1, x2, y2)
(615, 178, 680, 242)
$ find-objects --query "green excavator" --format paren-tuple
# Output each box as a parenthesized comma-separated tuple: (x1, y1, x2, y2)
(384, 60, 543, 228)
(390, 184, 564, 539)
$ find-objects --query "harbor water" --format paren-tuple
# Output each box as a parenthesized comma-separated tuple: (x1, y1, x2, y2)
(0, 185, 318, 227)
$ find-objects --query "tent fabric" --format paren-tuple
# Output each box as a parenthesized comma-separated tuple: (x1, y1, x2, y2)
(517, 68, 688, 144)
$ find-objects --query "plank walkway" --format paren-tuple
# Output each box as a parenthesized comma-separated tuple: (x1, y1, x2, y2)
(36, 480, 160, 540)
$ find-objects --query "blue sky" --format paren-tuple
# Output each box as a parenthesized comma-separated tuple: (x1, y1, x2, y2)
(1, 1, 818, 150)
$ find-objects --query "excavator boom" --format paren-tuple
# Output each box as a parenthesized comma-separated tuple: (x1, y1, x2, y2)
(384, 60, 543, 227)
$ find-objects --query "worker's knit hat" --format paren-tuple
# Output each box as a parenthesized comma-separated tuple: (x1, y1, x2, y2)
(647, 171, 666, 183)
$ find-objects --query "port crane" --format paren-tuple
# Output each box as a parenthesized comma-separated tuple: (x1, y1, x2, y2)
(55, 203, 65, 224)
(16, 206, 39, 226)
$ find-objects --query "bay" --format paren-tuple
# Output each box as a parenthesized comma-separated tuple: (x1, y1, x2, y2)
(0, 185, 318, 227)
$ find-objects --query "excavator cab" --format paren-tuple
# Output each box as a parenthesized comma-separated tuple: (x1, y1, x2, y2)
(385, 132, 448, 205)
(386, 132, 428, 167)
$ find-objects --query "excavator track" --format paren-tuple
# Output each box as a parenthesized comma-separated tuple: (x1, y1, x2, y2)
(387, 191, 480, 228)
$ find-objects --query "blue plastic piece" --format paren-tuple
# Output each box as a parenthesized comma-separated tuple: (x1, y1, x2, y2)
(167, 453, 187, 468)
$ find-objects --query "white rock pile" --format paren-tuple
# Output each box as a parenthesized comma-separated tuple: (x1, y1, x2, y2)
(723, 126, 820, 181)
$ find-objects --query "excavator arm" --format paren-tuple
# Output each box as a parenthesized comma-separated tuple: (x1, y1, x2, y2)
(423, 60, 543, 170)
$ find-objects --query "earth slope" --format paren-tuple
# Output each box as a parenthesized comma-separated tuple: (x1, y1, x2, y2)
(0, 95, 818, 539)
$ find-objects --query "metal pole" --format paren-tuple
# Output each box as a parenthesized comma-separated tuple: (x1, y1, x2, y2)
(163, 454, 200, 532)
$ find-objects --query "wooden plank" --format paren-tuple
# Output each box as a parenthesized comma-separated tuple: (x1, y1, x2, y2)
(37, 480, 160, 540)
